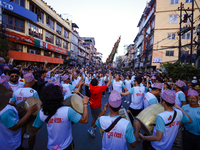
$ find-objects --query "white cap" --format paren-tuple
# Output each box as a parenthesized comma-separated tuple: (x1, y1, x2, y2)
(193, 76, 197, 79)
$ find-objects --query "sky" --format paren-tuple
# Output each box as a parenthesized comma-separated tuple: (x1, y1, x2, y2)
(45, 0, 148, 62)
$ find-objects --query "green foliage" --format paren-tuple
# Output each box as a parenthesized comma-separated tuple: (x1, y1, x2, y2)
(0, 25, 10, 59)
(162, 61, 200, 80)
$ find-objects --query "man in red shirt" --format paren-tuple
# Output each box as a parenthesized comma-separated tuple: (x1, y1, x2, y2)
(88, 71, 111, 137)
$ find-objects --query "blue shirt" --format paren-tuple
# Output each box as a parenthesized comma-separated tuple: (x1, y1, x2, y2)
(182, 104, 200, 135)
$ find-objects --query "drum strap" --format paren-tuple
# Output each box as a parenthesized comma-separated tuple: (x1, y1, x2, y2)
(104, 116, 122, 132)
(165, 110, 177, 126)
(45, 113, 55, 123)
(152, 110, 177, 126)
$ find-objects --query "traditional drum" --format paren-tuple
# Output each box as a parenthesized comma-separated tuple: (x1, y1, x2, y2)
(16, 97, 42, 119)
(63, 94, 83, 114)
(99, 108, 130, 136)
(135, 103, 164, 135)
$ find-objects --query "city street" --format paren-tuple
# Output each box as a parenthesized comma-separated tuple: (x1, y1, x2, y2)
(23, 87, 181, 150)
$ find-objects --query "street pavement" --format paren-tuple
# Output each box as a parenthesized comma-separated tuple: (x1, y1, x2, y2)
(23, 87, 181, 150)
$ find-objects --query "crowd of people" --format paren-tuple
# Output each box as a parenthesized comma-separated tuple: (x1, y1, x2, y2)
(0, 57, 200, 150)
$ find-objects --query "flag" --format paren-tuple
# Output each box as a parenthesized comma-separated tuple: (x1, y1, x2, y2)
(106, 36, 121, 64)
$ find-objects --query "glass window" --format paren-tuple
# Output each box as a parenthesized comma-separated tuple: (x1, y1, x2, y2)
(56, 36, 61, 47)
(29, 2, 44, 23)
(63, 41, 68, 50)
(28, 23, 43, 39)
(8, 16, 13, 25)
(15, 0, 19, 5)
(71, 34, 78, 44)
(45, 31, 54, 44)
(46, 16, 54, 30)
(2, 14, 24, 32)
(182, 32, 191, 39)
(2, 14, 6, 23)
(56, 24, 62, 35)
(168, 15, 178, 24)
(166, 51, 174, 56)
(185, 0, 192, 3)
(20, 0, 25, 7)
(64, 29, 69, 39)
(9, 42, 23, 52)
(170, 0, 179, 4)
(167, 33, 176, 40)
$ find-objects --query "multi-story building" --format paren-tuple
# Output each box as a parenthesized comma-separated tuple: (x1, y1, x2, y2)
(1, 0, 73, 66)
(152, 0, 200, 68)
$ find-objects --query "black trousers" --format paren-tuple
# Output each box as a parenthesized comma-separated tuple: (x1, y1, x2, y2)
(182, 128, 200, 150)
(85, 85, 90, 98)
(128, 107, 143, 125)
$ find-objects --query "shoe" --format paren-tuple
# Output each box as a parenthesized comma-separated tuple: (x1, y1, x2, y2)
(172, 143, 181, 147)
(103, 95, 106, 97)
(88, 127, 95, 137)
(127, 101, 129, 104)
(124, 100, 127, 103)
(23, 133, 29, 139)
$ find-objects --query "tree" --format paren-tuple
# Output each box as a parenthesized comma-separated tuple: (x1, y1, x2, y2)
(162, 61, 200, 81)
(0, 24, 10, 59)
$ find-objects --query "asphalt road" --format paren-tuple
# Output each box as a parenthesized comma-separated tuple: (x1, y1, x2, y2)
(23, 87, 181, 150)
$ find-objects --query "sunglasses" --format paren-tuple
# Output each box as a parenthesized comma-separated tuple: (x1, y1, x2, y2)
(10, 75, 19, 78)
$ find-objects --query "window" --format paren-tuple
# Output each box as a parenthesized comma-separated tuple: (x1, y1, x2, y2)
(45, 31, 54, 44)
(2, 14, 24, 32)
(63, 41, 68, 50)
(64, 29, 69, 39)
(71, 34, 78, 44)
(28, 23, 43, 40)
(185, 0, 192, 3)
(166, 51, 174, 56)
(9, 43, 23, 52)
(169, 15, 178, 24)
(44, 51, 52, 57)
(55, 53, 61, 58)
(56, 24, 62, 35)
(151, 19, 155, 29)
(29, 2, 44, 23)
(56, 37, 61, 47)
(27, 46, 40, 55)
(46, 15, 54, 30)
(182, 32, 191, 39)
(13, 0, 25, 7)
(170, 0, 179, 4)
(150, 35, 154, 46)
(167, 33, 176, 40)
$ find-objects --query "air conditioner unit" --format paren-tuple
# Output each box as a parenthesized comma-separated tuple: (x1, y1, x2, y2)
(30, 49, 36, 54)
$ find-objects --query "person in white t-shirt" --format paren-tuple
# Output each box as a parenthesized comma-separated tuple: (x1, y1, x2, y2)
(8, 69, 25, 93)
(121, 76, 147, 124)
(84, 72, 91, 97)
(0, 83, 38, 150)
(32, 84, 89, 150)
(96, 90, 141, 150)
(10, 73, 39, 150)
(131, 72, 135, 84)
(139, 89, 192, 150)
(123, 75, 132, 104)
(111, 74, 127, 93)
(144, 83, 162, 108)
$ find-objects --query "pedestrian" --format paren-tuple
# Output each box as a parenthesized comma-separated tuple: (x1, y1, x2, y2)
(0, 83, 38, 150)
(96, 90, 141, 150)
(32, 84, 89, 150)
(87, 71, 111, 137)
(182, 88, 200, 150)
(139, 89, 192, 150)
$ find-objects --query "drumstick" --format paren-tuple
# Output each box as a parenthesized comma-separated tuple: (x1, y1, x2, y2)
(127, 110, 135, 121)
(75, 90, 90, 103)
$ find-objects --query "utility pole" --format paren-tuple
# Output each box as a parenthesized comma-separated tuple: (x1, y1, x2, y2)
(178, 3, 184, 61)
(190, 0, 195, 64)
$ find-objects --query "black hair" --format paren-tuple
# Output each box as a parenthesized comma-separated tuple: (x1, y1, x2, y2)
(109, 104, 121, 112)
(38, 70, 47, 77)
(91, 78, 98, 86)
(164, 82, 171, 89)
(40, 84, 63, 116)
(151, 87, 161, 91)
(162, 99, 175, 107)
(3, 69, 10, 75)
(135, 76, 142, 84)
(8, 69, 20, 76)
